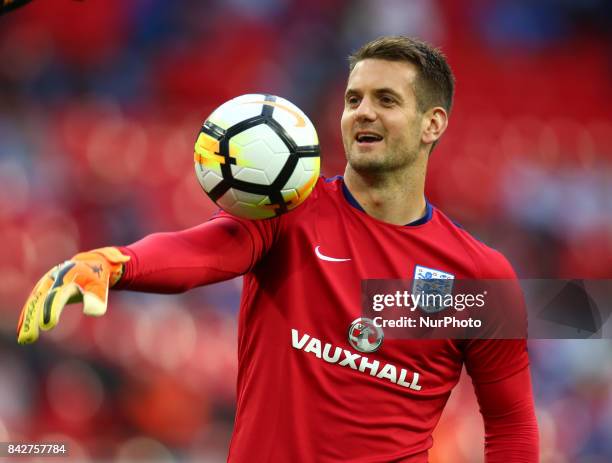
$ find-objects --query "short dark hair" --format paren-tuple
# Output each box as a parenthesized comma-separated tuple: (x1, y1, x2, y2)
(348, 36, 455, 114)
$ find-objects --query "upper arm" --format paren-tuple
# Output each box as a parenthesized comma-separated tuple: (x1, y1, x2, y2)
(116, 214, 279, 292)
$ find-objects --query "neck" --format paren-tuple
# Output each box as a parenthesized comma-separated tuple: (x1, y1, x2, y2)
(343, 156, 428, 226)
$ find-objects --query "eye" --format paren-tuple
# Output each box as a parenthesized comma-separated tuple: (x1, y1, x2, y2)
(380, 95, 396, 106)
(346, 95, 360, 107)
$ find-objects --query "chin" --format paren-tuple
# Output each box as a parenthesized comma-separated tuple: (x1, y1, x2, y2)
(347, 156, 391, 174)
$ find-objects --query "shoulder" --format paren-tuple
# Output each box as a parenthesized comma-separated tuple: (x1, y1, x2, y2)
(312, 175, 343, 196)
(287, 175, 342, 212)
(432, 208, 517, 279)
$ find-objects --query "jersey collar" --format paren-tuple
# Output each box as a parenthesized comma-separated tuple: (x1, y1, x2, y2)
(340, 178, 433, 226)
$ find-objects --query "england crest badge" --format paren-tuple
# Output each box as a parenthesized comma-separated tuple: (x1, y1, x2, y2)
(412, 265, 455, 313)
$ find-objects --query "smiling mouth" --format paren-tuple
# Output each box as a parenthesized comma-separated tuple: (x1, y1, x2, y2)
(355, 133, 383, 144)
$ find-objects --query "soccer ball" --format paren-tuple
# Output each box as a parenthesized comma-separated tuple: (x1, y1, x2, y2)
(194, 94, 320, 219)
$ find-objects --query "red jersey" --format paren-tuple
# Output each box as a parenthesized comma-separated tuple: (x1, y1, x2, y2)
(117, 176, 538, 462)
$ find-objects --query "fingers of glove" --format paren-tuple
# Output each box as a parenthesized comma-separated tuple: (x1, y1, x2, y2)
(17, 270, 55, 344)
(39, 260, 88, 331)
(82, 292, 108, 317)
(17, 257, 112, 344)
(18, 255, 115, 345)
(40, 281, 82, 331)
(44, 259, 111, 321)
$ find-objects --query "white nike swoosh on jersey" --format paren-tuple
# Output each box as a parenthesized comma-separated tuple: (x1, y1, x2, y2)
(314, 246, 351, 262)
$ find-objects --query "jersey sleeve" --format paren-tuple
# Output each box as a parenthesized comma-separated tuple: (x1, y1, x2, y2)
(472, 365, 539, 462)
(463, 248, 529, 382)
(463, 248, 538, 460)
(115, 211, 280, 293)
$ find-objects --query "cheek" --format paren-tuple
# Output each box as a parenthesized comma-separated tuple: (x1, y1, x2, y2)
(392, 118, 420, 144)
(340, 111, 352, 137)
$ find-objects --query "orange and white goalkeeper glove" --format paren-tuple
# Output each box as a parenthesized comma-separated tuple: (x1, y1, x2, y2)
(17, 247, 130, 344)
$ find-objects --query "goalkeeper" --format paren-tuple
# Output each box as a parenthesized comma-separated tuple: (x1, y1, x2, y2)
(18, 35, 538, 462)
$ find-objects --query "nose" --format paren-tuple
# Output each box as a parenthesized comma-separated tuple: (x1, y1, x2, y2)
(354, 97, 377, 122)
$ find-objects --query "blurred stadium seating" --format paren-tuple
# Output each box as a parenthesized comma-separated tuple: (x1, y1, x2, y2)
(0, 0, 610, 461)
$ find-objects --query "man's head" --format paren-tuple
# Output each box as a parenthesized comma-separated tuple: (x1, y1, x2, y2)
(341, 36, 455, 175)
(349, 36, 454, 115)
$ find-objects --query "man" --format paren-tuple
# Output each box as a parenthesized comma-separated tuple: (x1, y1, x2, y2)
(18, 36, 539, 462)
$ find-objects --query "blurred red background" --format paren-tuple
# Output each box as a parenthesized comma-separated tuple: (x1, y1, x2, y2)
(0, 0, 611, 462)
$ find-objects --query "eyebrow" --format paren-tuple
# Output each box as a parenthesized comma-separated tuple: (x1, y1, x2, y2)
(344, 87, 404, 102)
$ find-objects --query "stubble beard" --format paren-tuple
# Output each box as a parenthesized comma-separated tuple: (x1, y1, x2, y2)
(345, 141, 418, 176)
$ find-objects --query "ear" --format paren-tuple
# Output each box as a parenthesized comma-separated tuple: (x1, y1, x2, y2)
(421, 107, 448, 146)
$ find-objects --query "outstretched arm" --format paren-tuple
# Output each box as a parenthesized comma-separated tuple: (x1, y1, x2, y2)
(17, 214, 275, 343)
(116, 216, 263, 293)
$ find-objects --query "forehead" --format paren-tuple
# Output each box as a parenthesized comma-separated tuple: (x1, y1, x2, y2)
(346, 58, 418, 96)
